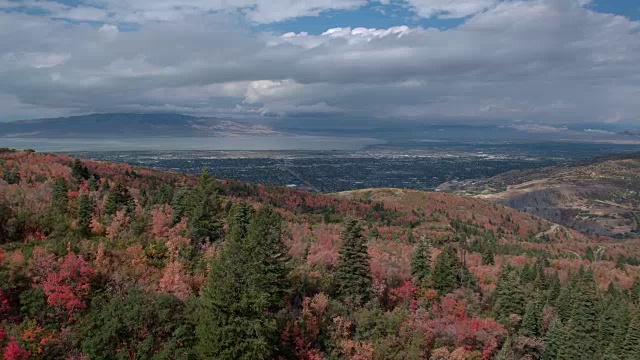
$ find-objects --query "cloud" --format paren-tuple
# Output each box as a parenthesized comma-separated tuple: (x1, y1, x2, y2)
(0, 0, 639, 124)
(404, 0, 499, 18)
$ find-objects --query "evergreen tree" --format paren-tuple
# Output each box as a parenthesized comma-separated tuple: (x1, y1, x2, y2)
(334, 219, 372, 304)
(607, 305, 631, 359)
(542, 318, 564, 360)
(88, 175, 99, 192)
(246, 206, 290, 310)
(196, 202, 282, 360)
(622, 311, 640, 359)
(520, 295, 543, 337)
(481, 245, 495, 265)
(104, 182, 133, 215)
(51, 177, 69, 212)
(188, 170, 223, 244)
(77, 194, 93, 237)
(72, 158, 90, 180)
(495, 336, 514, 360)
(431, 245, 462, 295)
(492, 265, 525, 325)
(561, 269, 599, 359)
(598, 290, 625, 356)
(411, 236, 431, 285)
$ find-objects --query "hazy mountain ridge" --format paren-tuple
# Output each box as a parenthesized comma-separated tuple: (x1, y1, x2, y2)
(0, 113, 283, 138)
(438, 152, 640, 238)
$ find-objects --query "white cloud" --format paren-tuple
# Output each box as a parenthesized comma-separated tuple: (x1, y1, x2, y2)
(0, 0, 639, 124)
(404, 0, 499, 18)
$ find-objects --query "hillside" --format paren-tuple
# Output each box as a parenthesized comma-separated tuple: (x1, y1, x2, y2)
(0, 113, 282, 138)
(1, 150, 640, 359)
(438, 153, 640, 238)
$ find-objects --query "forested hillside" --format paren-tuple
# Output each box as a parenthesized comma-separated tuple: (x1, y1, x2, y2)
(1, 149, 640, 359)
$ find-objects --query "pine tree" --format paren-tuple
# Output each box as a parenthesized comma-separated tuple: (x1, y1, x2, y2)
(334, 219, 372, 304)
(77, 194, 93, 237)
(196, 202, 286, 360)
(431, 245, 463, 295)
(72, 158, 90, 180)
(542, 318, 564, 360)
(492, 266, 525, 325)
(481, 245, 495, 265)
(104, 182, 133, 215)
(186, 170, 223, 244)
(411, 236, 431, 285)
(561, 269, 599, 359)
(606, 305, 630, 359)
(520, 295, 543, 337)
(88, 175, 99, 192)
(52, 177, 69, 213)
(246, 205, 290, 309)
(495, 336, 514, 360)
(622, 310, 640, 359)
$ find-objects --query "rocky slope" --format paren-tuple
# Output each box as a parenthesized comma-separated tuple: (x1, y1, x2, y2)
(438, 153, 640, 238)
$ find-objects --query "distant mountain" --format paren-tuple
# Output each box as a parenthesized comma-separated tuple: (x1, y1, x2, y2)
(438, 152, 640, 238)
(0, 113, 283, 138)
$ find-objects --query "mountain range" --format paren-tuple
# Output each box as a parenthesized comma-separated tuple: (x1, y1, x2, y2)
(0, 113, 282, 138)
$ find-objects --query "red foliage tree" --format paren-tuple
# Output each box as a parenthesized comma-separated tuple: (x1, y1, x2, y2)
(3, 341, 30, 360)
(31, 251, 95, 318)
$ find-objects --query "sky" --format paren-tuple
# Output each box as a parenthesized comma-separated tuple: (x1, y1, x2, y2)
(0, 0, 639, 126)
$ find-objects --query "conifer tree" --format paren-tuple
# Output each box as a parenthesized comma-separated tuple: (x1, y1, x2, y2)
(561, 269, 599, 359)
(246, 205, 290, 309)
(495, 336, 514, 360)
(542, 318, 564, 360)
(607, 305, 630, 359)
(105, 182, 133, 215)
(334, 219, 372, 304)
(196, 202, 286, 360)
(77, 194, 93, 237)
(431, 245, 464, 295)
(188, 170, 223, 244)
(520, 295, 543, 337)
(72, 158, 90, 180)
(411, 236, 431, 285)
(52, 177, 69, 213)
(481, 245, 495, 265)
(88, 175, 99, 192)
(622, 310, 640, 359)
(492, 266, 525, 325)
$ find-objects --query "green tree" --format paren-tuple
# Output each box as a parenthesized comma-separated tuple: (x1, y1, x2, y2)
(334, 219, 372, 304)
(431, 245, 462, 295)
(246, 205, 290, 309)
(51, 177, 69, 212)
(492, 265, 525, 325)
(541, 318, 564, 360)
(520, 295, 544, 337)
(411, 236, 431, 285)
(622, 311, 640, 359)
(104, 182, 133, 215)
(188, 171, 223, 244)
(482, 245, 495, 265)
(79, 289, 196, 359)
(560, 269, 599, 359)
(72, 158, 90, 180)
(0, 199, 11, 243)
(196, 202, 288, 360)
(77, 193, 93, 237)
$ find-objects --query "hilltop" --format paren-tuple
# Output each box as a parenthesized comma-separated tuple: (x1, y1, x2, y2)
(438, 152, 640, 238)
(1, 150, 640, 359)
